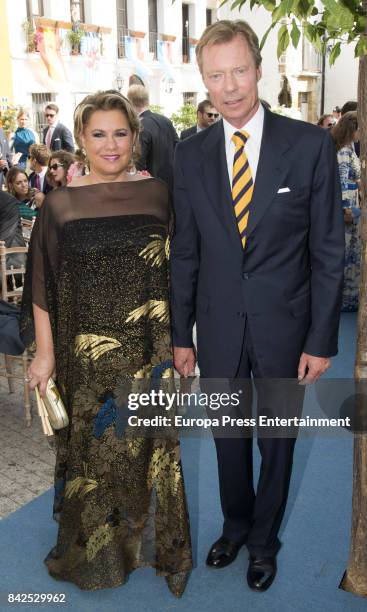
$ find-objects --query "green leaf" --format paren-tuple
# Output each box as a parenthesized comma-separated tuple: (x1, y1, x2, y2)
(304, 22, 317, 42)
(329, 41, 342, 64)
(295, 0, 313, 18)
(355, 36, 367, 58)
(260, 0, 276, 9)
(260, 22, 276, 49)
(290, 19, 301, 47)
(277, 24, 290, 58)
(229, 0, 246, 8)
(323, 0, 355, 31)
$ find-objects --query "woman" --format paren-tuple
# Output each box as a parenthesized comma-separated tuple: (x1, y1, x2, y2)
(11, 110, 38, 169)
(0, 189, 26, 270)
(6, 167, 38, 220)
(331, 111, 361, 312)
(46, 150, 75, 189)
(21, 91, 192, 595)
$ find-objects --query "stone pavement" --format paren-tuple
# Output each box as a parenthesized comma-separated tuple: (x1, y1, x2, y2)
(0, 370, 54, 520)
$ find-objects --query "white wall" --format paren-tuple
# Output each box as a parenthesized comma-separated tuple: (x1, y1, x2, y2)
(324, 43, 358, 113)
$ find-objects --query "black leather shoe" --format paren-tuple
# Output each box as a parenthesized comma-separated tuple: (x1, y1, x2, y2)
(206, 536, 244, 568)
(247, 555, 277, 591)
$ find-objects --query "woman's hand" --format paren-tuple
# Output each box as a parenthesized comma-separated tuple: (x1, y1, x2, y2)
(27, 353, 56, 396)
(33, 191, 45, 208)
(344, 209, 353, 225)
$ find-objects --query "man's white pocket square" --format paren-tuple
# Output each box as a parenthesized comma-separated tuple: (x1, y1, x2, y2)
(277, 187, 291, 193)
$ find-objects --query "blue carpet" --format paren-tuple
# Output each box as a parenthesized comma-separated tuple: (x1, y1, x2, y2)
(1, 313, 365, 611)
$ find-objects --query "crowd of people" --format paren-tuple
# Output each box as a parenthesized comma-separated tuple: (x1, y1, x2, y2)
(0, 16, 362, 601)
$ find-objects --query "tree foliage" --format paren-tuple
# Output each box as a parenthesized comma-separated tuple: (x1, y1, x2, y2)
(220, 0, 367, 63)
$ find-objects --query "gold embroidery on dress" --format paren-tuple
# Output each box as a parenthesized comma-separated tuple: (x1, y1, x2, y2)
(65, 476, 98, 499)
(147, 448, 182, 502)
(126, 300, 169, 324)
(86, 524, 114, 562)
(75, 334, 122, 361)
(139, 234, 166, 267)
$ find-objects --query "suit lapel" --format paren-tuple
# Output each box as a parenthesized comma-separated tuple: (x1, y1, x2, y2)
(200, 121, 243, 251)
(246, 109, 291, 239)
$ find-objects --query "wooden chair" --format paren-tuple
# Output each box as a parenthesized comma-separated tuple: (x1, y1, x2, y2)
(0, 240, 32, 426)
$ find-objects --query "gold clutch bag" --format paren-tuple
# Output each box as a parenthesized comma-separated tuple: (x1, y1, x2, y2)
(35, 378, 69, 433)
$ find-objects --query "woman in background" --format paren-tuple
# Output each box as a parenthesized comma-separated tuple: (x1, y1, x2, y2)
(11, 109, 38, 169)
(331, 111, 361, 312)
(46, 150, 75, 189)
(6, 167, 38, 220)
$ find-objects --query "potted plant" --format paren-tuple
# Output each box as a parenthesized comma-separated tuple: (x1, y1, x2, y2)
(67, 27, 84, 55)
(0, 106, 18, 138)
(22, 19, 37, 52)
(170, 103, 197, 133)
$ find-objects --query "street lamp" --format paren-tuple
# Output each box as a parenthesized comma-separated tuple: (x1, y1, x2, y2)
(115, 73, 123, 92)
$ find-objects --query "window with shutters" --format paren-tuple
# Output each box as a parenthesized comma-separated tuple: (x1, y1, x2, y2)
(70, 0, 85, 23)
(116, 0, 128, 58)
(148, 0, 158, 60)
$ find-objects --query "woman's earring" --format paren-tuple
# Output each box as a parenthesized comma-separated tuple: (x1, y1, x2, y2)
(127, 144, 137, 175)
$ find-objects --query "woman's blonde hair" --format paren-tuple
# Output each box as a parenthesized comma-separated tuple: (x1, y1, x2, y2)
(17, 108, 30, 120)
(73, 90, 141, 161)
(196, 20, 262, 73)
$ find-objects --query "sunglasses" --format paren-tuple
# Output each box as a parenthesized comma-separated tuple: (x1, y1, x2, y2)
(206, 112, 219, 118)
(48, 163, 64, 171)
(45, 113, 56, 118)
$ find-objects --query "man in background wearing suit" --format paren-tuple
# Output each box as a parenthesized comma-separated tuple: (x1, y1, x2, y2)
(42, 104, 74, 153)
(28, 144, 52, 208)
(127, 85, 179, 192)
(180, 99, 220, 140)
(0, 127, 12, 189)
(171, 20, 344, 592)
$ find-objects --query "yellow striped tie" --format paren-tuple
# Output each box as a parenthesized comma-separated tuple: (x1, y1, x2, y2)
(231, 130, 254, 249)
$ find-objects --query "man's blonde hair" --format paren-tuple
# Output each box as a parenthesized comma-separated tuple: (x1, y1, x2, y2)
(196, 20, 262, 73)
(127, 85, 150, 110)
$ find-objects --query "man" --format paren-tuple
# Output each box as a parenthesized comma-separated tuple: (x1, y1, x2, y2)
(180, 99, 220, 140)
(332, 106, 341, 122)
(127, 85, 179, 191)
(42, 104, 74, 153)
(317, 114, 335, 130)
(170, 20, 344, 591)
(0, 127, 12, 189)
(28, 144, 53, 206)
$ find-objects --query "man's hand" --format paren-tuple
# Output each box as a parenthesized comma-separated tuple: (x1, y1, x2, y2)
(173, 347, 196, 378)
(0, 159, 7, 169)
(298, 352, 330, 384)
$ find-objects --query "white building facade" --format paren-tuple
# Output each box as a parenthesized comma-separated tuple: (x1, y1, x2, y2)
(1, 0, 213, 136)
(0, 0, 359, 137)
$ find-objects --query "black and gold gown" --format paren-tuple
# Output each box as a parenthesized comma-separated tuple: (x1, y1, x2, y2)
(20, 179, 192, 595)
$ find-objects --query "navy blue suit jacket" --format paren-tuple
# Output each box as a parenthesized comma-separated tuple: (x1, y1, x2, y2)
(170, 108, 345, 378)
(42, 123, 74, 152)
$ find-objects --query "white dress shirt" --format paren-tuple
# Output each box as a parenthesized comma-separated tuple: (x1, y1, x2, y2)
(45, 121, 59, 147)
(38, 167, 47, 192)
(223, 103, 264, 187)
